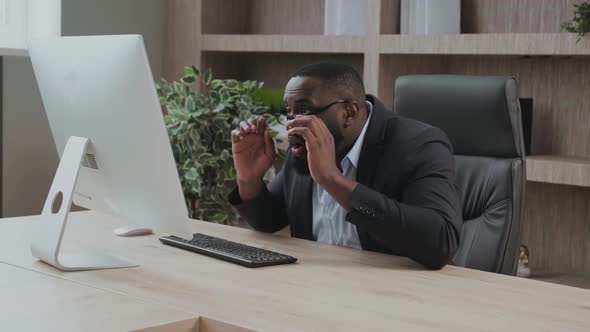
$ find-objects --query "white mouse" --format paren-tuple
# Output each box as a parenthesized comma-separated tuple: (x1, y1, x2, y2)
(113, 225, 153, 237)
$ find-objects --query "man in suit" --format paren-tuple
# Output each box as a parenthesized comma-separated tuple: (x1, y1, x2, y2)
(229, 63, 462, 269)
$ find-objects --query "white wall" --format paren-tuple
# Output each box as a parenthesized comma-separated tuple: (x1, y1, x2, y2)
(2, 0, 164, 217)
(61, 0, 164, 78)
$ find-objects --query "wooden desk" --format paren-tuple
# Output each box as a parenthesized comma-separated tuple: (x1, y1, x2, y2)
(1, 211, 589, 331)
(0, 262, 194, 331)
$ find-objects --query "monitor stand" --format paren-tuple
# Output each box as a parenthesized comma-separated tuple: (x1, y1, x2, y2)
(30, 136, 138, 271)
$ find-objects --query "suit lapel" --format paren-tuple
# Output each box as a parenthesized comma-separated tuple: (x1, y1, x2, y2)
(294, 174, 314, 240)
(355, 95, 393, 251)
(356, 95, 390, 187)
(284, 151, 314, 240)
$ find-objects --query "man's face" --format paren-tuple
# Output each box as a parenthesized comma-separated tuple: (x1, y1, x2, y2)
(283, 76, 346, 175)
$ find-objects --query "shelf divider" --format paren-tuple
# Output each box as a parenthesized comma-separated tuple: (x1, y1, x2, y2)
(379, 33, 590, 56)
(200, 34, 367, 54)
(527, 155, 590, 187)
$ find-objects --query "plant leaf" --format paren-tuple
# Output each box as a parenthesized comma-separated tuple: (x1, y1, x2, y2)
(203, 69, 212, 85)
(191, 65, 201, 76)
(210, 79, 222, 89)
(182, 75, 195, 84)
(183, 66, 195, 76)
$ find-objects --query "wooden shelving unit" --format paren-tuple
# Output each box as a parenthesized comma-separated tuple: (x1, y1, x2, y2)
(164, 0, 590, 290)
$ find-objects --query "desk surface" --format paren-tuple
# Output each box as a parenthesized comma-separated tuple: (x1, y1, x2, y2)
(0, 262, 194, 331)
(1, 211, 589, 331)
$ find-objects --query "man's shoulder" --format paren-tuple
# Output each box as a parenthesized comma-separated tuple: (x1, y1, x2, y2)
(367, 96, 445, 146)
(382, 115, 448, 149)
(366, 96, 450, 155)
(371, 114, 454, 179)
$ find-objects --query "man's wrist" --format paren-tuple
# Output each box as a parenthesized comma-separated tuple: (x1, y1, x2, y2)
(316, 169, 344, 189)
(317, 171, 357, 211)
(237, 177, 265, 201)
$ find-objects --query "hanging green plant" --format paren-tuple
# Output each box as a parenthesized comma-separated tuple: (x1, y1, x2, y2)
(157, 66, 286, 224)
(562, 2, 590, 42)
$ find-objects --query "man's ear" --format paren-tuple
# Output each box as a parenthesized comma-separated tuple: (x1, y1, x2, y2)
(345, 101, 360, 122)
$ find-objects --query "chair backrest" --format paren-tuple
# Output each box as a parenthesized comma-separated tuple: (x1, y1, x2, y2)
(393, 75, 526, 275)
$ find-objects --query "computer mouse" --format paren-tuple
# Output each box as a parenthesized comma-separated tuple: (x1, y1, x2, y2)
(113, 225, 154, 237)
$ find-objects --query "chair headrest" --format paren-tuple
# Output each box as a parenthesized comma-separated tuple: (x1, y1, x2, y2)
(394, 75, 524, 158)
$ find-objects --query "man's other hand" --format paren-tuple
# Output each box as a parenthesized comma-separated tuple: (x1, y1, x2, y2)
(231, 117, 276, 200)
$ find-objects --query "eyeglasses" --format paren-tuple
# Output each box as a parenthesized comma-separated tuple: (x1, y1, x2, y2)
(282, 99, 352, 121)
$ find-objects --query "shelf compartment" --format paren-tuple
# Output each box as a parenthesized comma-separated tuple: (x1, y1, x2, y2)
(380, 0, 401, 34)
(523, 182, 590, 280)
(379, 33, 590, 56)
(201, 35, 366, 54)
(381, 0, 580, 35)
(527, 156, 590, 187)
(201, 51, 364, 89)
(461, 0, 583, 34)
(381, 54, 590, 158)
(202, 0, 325, 35)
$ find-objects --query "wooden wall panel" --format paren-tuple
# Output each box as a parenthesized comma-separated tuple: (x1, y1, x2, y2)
(202, 52, 363, 89)
(202, 0, 323, 34)
(380, 0, 400, 34)
(201, 0, 249, 34)
(462, 0, 586, 33)
(379, 55, 451, 109)
(449, 55, 590, 158)
(249, 0, 324, 34)
(164, 0, 201, 81)
(243, 53, 363, 88)
(379, 55, 590, 158)
(200, 52, 247, 83)
(523, 182, 590, 277)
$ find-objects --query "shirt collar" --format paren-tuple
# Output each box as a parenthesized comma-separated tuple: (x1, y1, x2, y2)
(343, 101, 373, 169)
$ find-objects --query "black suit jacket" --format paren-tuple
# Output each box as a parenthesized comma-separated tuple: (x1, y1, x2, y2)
(229, 95, 462, 269)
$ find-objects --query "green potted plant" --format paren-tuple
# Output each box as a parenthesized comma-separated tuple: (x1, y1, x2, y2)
(562, 2, 590, 42)
(157, 66, 286, 224)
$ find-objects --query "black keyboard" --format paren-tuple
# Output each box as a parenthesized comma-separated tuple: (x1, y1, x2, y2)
(159, 233, 297, 268)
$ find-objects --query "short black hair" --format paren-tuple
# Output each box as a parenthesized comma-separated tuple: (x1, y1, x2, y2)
(292, 62, 365, 97)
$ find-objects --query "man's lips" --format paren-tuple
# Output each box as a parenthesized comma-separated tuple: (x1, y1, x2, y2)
(288, 134, 305, 145)
(291, 145, 305, 157)
(288, 135, 306, 157)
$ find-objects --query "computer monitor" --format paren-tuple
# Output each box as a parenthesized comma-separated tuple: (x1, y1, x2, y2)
(29, 35, 191, 270)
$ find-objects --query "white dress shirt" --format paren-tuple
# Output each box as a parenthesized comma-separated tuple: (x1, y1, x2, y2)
(312, 101, 373, 249)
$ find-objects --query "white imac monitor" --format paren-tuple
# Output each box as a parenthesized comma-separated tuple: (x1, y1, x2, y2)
(28, 35, 191, 271)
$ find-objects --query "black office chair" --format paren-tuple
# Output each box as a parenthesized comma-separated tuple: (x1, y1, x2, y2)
(393, 75, 526, 275)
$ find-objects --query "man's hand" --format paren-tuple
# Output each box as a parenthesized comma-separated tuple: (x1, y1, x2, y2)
(286, 115, 341, 186)
(287, 115, 358, 210)
(232, 117, 276, 200)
